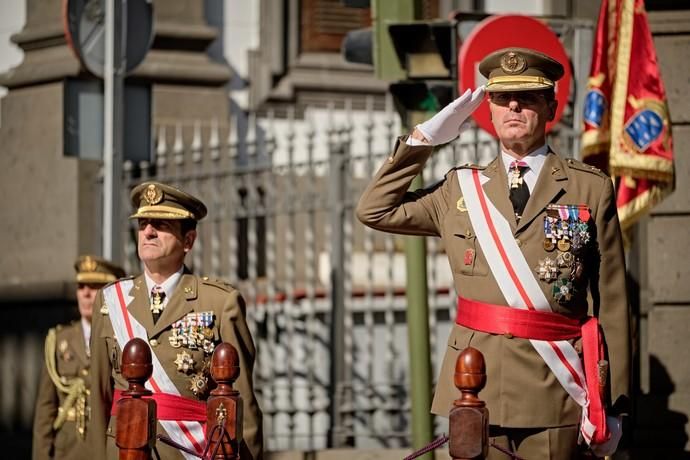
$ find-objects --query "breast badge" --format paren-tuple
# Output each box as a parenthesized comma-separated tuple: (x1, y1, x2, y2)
(535, 258, 559, 282)
(58, 339, 73, 362)
(174, 351, 195, 374)
(553, 278, 574, 303)
(189, 372, 209, 397)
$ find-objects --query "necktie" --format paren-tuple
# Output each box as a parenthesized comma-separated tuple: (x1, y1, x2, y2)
(509, 160, 530, 221)
(151, 286, 166, 323)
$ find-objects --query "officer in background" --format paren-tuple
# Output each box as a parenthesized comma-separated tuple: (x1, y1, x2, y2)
(88, 181, 263, 459)
(32, 255, 125, 460)
(356, 48, 630, 458)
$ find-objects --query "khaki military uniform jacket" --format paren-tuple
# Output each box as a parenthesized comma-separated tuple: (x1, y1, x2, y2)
(88, 271, 263, 459)
(356, 137, 631, 428)
(32, 321, 91, 460)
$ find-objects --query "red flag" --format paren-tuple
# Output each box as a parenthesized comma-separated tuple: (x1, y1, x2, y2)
(581, 0, 674, 231)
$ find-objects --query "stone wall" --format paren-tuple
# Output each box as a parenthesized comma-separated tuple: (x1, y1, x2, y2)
(633, 9, 690, 457)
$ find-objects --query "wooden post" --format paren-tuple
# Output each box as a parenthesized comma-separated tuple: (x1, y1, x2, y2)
(449, 347, 489, 460)
(115, 337, 157, 460)
(206, 342, 243, 460)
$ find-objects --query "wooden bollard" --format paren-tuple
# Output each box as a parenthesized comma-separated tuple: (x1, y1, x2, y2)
(116, 338, 157, 460)
(206, 342, 243, 460)
(449, 347, 489, 460)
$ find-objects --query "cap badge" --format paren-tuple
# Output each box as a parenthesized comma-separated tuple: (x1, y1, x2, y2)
(79, 256, 98, 273)
(143, 184, 163, 205)
(500, 52, 526, 75)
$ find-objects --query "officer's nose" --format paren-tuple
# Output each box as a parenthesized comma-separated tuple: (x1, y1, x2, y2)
(142, 223, 157, 237)
(508, 98, 520, 111)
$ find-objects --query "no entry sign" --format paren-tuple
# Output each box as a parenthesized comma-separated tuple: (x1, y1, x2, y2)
(459, 15, 571, 137)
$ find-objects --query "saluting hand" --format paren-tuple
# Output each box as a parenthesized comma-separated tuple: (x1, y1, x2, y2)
(416, 86, 485, 146)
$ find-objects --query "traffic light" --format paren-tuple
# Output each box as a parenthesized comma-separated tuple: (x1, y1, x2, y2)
(386, 20, 457, 130)
(341, 0, 419, 80)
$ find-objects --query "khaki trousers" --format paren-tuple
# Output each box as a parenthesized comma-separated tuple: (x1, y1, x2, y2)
(488, 424, 587, 460)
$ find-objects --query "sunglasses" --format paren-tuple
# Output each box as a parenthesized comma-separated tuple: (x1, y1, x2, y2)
(489, 92, 548, 106)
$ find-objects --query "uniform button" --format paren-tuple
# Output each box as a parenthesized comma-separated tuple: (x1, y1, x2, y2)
(387, 155, 395, 164)
(515, 238, 522, 247)
(504, 332, 514, 339)
(81, 369, 89, 377)
(149, 339, 159, 347)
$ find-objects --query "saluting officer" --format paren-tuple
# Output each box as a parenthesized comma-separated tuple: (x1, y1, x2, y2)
(356, 47, 630, 459)
(88, 181, 263, 459)
(33, 255, 125, 460)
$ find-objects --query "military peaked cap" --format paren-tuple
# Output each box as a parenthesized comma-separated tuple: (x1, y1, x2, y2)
(129, 181, 208, 221)
(479, 47, 565, 93)
(74, 255, 125, 284)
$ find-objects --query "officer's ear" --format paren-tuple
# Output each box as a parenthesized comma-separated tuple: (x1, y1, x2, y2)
(547, 99, 557, 121)
(183, 229, 196, 253)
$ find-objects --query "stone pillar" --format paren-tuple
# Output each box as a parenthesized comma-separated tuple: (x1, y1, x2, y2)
(633, 10, 690, 457)
(0, 0, 231, 297)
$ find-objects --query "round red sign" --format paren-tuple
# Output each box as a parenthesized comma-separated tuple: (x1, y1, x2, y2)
(459, 15, 571, 137)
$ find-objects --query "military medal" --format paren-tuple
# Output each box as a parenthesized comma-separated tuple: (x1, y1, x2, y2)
(536, 258, 559, 282)
(169, 330, 182, 348)
(189, 372, 209, 397)
(543, 218, 556, 251)
(174, 351, 195, 373)
(557, 238, 571, 252)
(553, 278, 573, 303)
(556, 251, 574, 268)
(59, 339, 73, 362)
(509, 169, 523, 189)
(150, 287, 165, 315)
(171, 311, 216, 354)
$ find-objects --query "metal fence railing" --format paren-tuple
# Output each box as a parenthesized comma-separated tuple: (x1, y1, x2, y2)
(117, 91, 579, 451)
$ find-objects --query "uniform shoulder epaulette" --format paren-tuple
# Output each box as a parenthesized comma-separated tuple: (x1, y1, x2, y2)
(99, 276, 135, 315)
(102, 275, 135, 290)
(564, 158, 607, 178)
(454, 162, 486, 171)
(200, 276, 237, 293)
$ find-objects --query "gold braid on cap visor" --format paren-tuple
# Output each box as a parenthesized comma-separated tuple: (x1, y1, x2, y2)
(76, 273, 117, 283)
(130, 204, 196, 219)
(486, 75, 555, 90)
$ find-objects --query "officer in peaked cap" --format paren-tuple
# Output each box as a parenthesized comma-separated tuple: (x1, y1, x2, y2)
(357, 47, 630, 458)
(33, 256, 125, 460)
(89, 181, 264, 460)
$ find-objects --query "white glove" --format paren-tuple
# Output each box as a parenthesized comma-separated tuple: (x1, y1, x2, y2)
(591, 415, 623, 457)
(416, 86, 485, 145)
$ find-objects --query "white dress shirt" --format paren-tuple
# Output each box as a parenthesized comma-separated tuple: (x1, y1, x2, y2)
(501, 144, 549, 193)
(145, 266, 184, 310)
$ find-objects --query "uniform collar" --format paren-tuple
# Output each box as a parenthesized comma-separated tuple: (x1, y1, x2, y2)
(500, 143, 549, 177)
(144, 265, 184, 300)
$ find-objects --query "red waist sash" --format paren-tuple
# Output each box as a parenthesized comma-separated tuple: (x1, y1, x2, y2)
(111, 389, 207, 422)
(455, 296, 583, 340)
(456, 296, 610, 444)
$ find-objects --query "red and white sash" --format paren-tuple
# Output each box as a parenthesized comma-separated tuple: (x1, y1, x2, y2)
(456, 168, 598, 443)
(103, 280, 206, 458)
